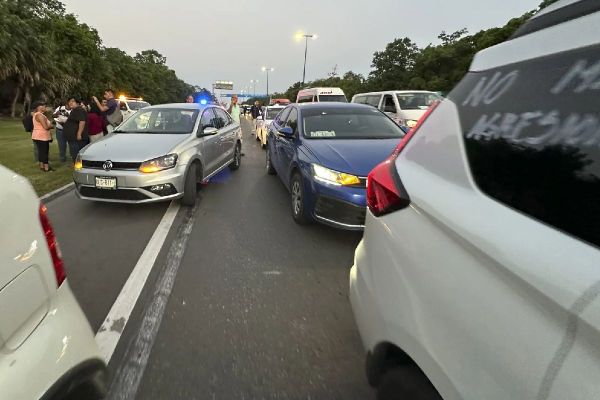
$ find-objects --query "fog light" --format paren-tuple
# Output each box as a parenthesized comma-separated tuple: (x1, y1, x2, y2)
(150, 184, 169, 192)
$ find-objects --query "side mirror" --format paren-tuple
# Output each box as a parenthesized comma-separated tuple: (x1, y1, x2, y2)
(198, 126, 218, 137)
(278, 126, 294, 138)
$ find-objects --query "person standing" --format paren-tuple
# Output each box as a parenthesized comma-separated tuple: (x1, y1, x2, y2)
(31, 100, 54, 172)
(92, 89, 122, 132)
(63, 98, 89, 162)
(227, 95, 241, 124)
(88, 102, 104, 143)
(186, 95, 194, 103)
(53, 101, 70, 162)
(250, 100, 263, 135)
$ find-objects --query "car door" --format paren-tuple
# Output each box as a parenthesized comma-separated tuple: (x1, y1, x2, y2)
(278, 107, 298, 185)
(198, 108, 220, 177)
(213, 107, 237, 168)
(380, 94, 402, 125)
(270, 107, 291, 173)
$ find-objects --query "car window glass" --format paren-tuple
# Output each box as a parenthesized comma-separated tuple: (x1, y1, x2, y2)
(449, 43, 600, 248)
(275, 107, 292, 126)
(354, 96, 367, 104)
(286, 108, 298, 133)
(120, 101, 128, 111)
(381, 95, 396, 113)
(213, 108, 229, 129)
(200, 109, 216, 130)
(366, 95, 381, 107)
(118, 108, 198, 133)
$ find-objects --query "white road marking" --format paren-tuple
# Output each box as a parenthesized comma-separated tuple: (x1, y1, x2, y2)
(107, 201, 198, 400)
(95, 201, 180, 363)
(263, 270, 282, 275)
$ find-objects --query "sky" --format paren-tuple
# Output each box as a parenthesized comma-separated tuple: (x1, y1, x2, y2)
(61, 0, 541, 96)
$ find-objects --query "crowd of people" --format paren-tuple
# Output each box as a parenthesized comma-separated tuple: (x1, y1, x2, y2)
(24, 89, 122, 171)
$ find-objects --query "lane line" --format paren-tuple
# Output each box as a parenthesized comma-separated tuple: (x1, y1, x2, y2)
(107, 200, 198, 400)
(95, 201, 180, 363)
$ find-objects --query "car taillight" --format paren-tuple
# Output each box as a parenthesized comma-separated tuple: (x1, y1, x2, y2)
(367, 100, 440, 217)
(39, 203, 66, 286)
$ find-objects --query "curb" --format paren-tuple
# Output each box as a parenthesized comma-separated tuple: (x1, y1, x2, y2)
(40, 182, 75, 203)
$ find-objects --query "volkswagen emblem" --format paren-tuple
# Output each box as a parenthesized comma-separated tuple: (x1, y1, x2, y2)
(103, 160, 113, 171)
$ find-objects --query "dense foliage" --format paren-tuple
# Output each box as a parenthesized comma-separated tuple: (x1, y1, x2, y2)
(0, 0, 193, 116)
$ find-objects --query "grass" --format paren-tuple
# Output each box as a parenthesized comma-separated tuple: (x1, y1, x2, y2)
(0, 117, 74, 196)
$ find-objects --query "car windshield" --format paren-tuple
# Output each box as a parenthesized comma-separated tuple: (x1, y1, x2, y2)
(302, 107, 405, 139)
(117, 108, 198, 134)
(396, 92, 441, 110)
(266, 108, 283, 120)
(318, 95, 347, 103)
(127, 101, 150, 110)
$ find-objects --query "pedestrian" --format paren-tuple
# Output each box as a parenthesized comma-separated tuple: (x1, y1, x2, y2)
(101, 99, 108, 135)
(250, 100, 264, 135)
(22, 108, 38, 161)
(53, 101, 70, 162)
(227, 95, 241, 124)
(92, 89, 122, 132)
(31, 100, 54, 172)
(186, 95, 194, 103)
(88, 101, 104, 143)
(63, 97, 89, 162)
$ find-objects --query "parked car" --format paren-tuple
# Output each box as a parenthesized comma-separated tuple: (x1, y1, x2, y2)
(0, 165, 107, 399)
(74, 103, 242, 206)
(350, 1, 600, 399)
(118, 96, 150, 122)
(352, 90, 441, 128)
(266, 103, 406, 230)
(256, 104, 286, 148)
(296, 87, 347, 103)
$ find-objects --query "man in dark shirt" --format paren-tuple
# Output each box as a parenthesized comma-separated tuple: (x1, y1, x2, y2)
(63, 98, 89, 162)
(93, 89, 121, 131)
(250, 100, 263, 136)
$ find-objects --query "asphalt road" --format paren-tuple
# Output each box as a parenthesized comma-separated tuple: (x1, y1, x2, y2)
(47, 117, 372, 400)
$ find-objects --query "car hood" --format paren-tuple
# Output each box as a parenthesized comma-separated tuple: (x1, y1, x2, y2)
(304, 138, 400, 177)
(81, 133, 189, 162)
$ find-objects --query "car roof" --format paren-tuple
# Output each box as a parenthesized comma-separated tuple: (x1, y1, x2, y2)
(294, 102, 374, 111)
(353, 90, 438, 96)
(145, 103, 211, 110)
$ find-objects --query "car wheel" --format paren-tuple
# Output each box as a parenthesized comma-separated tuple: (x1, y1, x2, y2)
(377, 366, 442, 400)
(290, 172, 308, 225)
(266, 147, 276, 175)
(229, 142, 241, 171)
(181, 166, 197, 207)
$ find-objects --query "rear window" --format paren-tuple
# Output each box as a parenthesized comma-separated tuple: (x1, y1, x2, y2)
(318, 95, 347, 103)
(396, 92, 440, 110)
(449, 44, 600, 248)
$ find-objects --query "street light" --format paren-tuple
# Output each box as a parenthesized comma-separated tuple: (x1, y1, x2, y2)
(261, 67, 274, 99)
(295, 32, 318, 86)
(250, 80, 258, 97)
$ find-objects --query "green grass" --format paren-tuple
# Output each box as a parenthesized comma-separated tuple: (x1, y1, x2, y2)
(0, 117, 74, 196)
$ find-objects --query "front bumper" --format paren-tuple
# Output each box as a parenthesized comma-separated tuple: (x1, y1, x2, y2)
(73, 165, 186, 204)
(308, 178, 367, 230)
(0, 282, 107, 400)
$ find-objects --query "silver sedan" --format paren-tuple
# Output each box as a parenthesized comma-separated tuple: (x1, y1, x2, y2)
(73, 103, 242, 206)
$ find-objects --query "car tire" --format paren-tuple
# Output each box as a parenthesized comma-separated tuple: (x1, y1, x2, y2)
(290, 172, 308, 225)
(229, 142, 241, 171)
(266, 147, 276, 175)
(181, 165, 198, 207)
(377, 366, 442, 400)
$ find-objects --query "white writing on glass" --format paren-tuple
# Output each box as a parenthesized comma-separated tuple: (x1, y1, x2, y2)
(462, 70, 519, 107)
(551, 59, 600, 95)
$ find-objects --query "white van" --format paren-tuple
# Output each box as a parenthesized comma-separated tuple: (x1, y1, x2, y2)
(296, 87, 347, 103)
(352, 90, 441, 128)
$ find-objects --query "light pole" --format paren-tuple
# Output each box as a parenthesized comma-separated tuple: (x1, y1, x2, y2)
(250, 80, 258, 97)
(295, 32, 318, 86)
(261, 67, 274, 100)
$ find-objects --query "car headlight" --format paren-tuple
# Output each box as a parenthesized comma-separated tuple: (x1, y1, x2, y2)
(311, 164, 361, 186)
(406, 119, 418, 128)
(139, 154, 178, 173)
(74, 154, 83, 170)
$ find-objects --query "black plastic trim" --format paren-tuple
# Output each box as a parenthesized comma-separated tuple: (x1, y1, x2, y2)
(40, 359, 107, 400)
(511, 0, 600, 39)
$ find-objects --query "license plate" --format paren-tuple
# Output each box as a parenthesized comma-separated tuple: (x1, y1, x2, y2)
(95, 176, 117, 190)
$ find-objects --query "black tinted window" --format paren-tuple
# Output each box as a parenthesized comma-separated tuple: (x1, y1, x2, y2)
(450, 44, 600, 248)
(213, 108, 229, 129)
(286, 108, 298, 133)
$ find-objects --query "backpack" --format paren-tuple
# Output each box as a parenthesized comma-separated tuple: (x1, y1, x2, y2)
(22, 114, 33, 133)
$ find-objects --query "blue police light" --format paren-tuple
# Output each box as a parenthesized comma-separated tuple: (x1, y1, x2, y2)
(199, 99, 208, 105)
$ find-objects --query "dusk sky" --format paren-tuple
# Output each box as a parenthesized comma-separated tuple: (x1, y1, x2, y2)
(61, 0, 541, 96)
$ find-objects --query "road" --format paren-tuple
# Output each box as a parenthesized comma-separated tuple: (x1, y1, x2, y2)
(46, 117, 373, 400)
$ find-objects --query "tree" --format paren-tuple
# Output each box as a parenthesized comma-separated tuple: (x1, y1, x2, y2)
(368, 37, 419, 90)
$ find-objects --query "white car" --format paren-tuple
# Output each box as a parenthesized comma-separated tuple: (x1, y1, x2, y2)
(350, 1, 600, 399)
(0, 165, 106, 399)
(119, 97, 150, 122)
(255, 105, 286, 148)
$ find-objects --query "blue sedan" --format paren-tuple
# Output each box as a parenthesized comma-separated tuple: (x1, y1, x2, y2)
(266, 103, 407, 230)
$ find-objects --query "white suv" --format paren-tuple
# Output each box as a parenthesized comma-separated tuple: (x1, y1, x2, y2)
(350, 1, 600, 399)
(0, 165, 106, 399)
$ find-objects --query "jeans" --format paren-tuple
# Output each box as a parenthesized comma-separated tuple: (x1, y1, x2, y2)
(55, 128, 67, 162)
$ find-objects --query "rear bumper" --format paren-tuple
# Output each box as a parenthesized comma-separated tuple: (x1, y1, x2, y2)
(0, 281, 106, 400)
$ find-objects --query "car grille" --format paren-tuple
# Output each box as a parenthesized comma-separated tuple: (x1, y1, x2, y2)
(78, 186, 150, 201)
(82, 160, 141, 170)
(314, 195, 366, 227)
